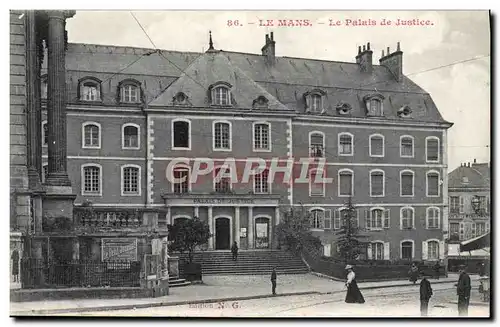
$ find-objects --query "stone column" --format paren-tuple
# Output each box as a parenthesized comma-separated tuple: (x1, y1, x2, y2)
(208, 207, 214, 250)
(25, 11, 43, 191)
(275, 207, 280, 226)
(161, 236, 169, 279)
(72, 238, 80, 260)
(166, 207, 171, 225)
(44, 10, 73, 187)
(248, 207, 254, 249)
(234, 207, 240, 246)
(194, 206, 199, 218)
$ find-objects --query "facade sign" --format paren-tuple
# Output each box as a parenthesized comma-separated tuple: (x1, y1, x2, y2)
(102, 238, 138, 261)
(193, 198, 255, 205)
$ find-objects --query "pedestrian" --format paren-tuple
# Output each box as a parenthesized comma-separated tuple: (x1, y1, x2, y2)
(434, 261, 441, 280)
(457, 265, 471, 316)
(11, 250, 19, 283)
(271, 267, 277, 295)
(420, 275, 433, 316)
(231, 241, 238, 261)
(478, 262, 486, 277)
(409, 263, 419, 284)
(344, 265, 365, 304)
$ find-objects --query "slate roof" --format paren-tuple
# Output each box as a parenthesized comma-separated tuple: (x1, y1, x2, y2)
(448, 163, 490, 189)
(59, 42, 450, 124)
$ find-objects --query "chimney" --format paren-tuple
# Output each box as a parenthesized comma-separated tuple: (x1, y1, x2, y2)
(379, 41, 403, 82)
(261, 32, 276, 65)
(355, 42, 373, 73)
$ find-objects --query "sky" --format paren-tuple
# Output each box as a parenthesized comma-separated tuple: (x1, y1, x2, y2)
(65, 10, 491, 171)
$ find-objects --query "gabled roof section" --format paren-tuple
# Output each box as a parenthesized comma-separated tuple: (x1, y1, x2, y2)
(448, 164, 490, 189)
(148, 50, 289, 111)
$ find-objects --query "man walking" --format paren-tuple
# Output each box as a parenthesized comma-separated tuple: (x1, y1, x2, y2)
(457, 265, 471, 316)
(420, 275, 433, 316)
(434, 261, 441, 280)
(231, 241, 239, 261)
(271, 267, 277, 295)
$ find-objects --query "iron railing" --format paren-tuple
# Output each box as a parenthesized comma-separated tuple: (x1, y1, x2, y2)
(20, 258, 141, 289)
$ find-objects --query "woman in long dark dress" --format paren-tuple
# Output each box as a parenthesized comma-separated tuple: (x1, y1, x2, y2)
(345, 265, 365, 304)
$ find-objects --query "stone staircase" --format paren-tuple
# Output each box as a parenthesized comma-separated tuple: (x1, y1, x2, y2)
(169, 276, 191, 288)
(176, 250, 309, 276)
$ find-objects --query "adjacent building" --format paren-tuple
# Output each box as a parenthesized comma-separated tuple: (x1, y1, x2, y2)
(448, 160, 490, 242)
(39, 32, 452, 265)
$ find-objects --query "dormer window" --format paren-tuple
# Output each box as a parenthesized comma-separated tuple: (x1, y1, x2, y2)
(252, 96, 269, 109)
(209, 82, 232, 106)
(336, 102, 352, 115)
(304, 89, 326, 114)
(173, 92, 189, 106)
(79, 77, 101, 102)
(120, 80, 141, 103)
(398, 105, 412, 118)
(363, 93, 385, 116)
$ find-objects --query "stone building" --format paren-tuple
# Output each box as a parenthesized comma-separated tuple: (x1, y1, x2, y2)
(47, 31, 453, 265)
(448, 160, 490, 242)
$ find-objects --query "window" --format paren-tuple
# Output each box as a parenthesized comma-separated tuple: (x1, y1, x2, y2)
(310, 169, 325, 197)
(338, 169, 353, 197)
(79, 78, 101, 101)
(369, 134, 384, 157)
(41, 75, 47, 99)
(122, 124, 139, 149)
(82, 164, 101, 196)
(172, 119, 190, 150)
(400, 136, 414, 157)
(450, 223, 460, 239)
(450, 196, 460, 214)
(401, 241, 413, 260)
(172, 166, 190, 194)
(426, 207, 440, 229)
(426, 171, 440, 197)
(400, 207, 414, 229)
(42, 121, 48, 147)
(42, 164, 48, 183)
(254, 170, 270, 194)
(121, 83, 140, 103)
(82, 122, 101, 148)
(338, 133, 353, 156)
(427, 241, 439, 260)
(309, 132, 324, 158)
(334, 208, 359, 230)
(366, 208, 390, 229)
(310, 94, 322, 113)
(426, 137, 440, 162)
(213, 86, 230, 106)
(121, 165, 140, 196)
(214, 167, 231, 193)
(213, 121, 231, 150)
(310, 209, 325, 229)
(369, 99, 382, 116)
(476, 222, 486, 236)
(253, 123, 270, 151)
(400, 170, 414, 197)
(371, 242, 384, 260)
(370, 170, 384, 197)
(477, 196, 487, 213)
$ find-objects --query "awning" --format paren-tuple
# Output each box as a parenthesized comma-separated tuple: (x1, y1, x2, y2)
(460, 232, 490, 252)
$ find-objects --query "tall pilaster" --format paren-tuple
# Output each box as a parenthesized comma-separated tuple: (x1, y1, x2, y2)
(44, 10, 73, 187)
(234, 207, 240, 246)
(25, 10, 43, 191)
(208, 207, 214, 250)
(248, 207, 254, 249)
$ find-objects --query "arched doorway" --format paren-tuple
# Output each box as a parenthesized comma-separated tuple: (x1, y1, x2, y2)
(255, 217, 270, 249)
(215, 217, 231, 250)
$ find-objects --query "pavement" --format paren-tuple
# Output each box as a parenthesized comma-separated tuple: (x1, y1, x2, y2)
(10, 273, 483, 316)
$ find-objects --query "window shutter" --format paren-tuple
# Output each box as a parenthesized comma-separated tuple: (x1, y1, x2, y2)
(486, 222, 490, 233)
(383, 242, 390, 260)
(384, 209, 390, 228)
(333, 209, 340, 230)
(459, 222, 465, 240)
(422, 241, 428, 260)
(324, 209, 332, 230)
(367, 243, 372, 260)
(459, 196, 464, 213)
(472, 223, 477, 238)
(439, 240, 445, 259)
(355, 209, 360, 228)
(365, 209, 371, 229)
(323, 244, 331, 257)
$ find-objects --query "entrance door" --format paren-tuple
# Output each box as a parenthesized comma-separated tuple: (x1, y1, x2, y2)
(215, 218, 230, 250)
(255, 217, 270, 249)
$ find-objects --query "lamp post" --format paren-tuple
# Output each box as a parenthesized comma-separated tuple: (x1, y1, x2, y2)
(471, 196, 481, 214)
